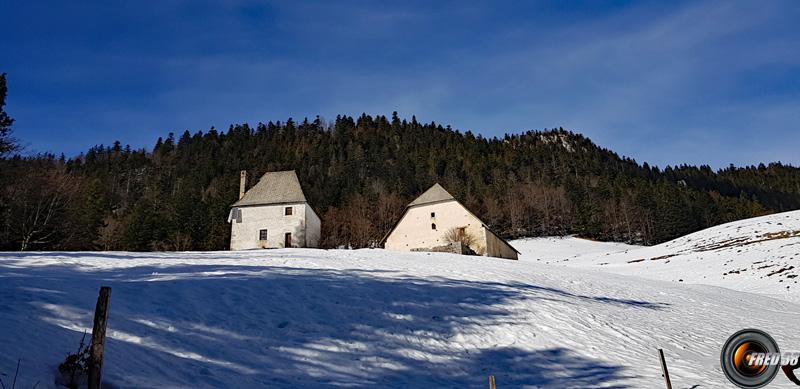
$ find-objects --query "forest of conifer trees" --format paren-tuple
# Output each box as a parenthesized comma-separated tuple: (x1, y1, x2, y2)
(1, 74, 800, 251)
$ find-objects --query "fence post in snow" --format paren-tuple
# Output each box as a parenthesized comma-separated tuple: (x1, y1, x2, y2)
(488, 375, 496, 389)
(88, 286, 111, 389)
(658, 348, 673, 389)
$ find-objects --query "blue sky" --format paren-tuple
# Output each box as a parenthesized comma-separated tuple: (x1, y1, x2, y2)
(1, 1, 798, 168)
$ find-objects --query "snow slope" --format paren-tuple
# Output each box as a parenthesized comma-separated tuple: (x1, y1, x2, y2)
(511, 236, 640, 264)
(2, 248, 800, 388)
(517, 210, 800, 301)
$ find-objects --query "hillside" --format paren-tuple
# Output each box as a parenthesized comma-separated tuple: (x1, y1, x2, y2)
(516, 210, 800, 300)
(2, 246, 800, 388)
(3, 114, 800, 252)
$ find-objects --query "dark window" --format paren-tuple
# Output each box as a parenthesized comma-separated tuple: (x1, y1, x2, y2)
(285, 206, 293, 216)
(431, 212, 436, 218)
(259, 229, 268, 241)
(431, 223, 437, 230)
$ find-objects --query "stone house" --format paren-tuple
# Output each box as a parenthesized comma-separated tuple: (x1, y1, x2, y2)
(228, 170, 321, 250)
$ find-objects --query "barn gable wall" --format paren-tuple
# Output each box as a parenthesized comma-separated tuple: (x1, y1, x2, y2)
(385, 200, 488, 255)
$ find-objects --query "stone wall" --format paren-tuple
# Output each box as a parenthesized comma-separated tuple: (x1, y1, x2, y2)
(411, 242, 473, 255)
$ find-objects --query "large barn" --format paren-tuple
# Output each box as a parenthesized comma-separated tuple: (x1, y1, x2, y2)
(382, 183, 519, 260)
(228, 170, 321, 250)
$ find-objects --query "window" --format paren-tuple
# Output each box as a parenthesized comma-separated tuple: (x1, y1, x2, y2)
(285, 206, 293, 216)
(229, 208, 242, 223)
(430, 212, 436, 218)
(431, 223, 437, 230)
(259, 229, 268, 241)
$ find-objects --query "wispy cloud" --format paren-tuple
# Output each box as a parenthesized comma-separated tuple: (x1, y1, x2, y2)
(2, 0, 798, 167)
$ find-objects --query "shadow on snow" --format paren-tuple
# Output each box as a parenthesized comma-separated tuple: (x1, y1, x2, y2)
(0, 257, 654, 388)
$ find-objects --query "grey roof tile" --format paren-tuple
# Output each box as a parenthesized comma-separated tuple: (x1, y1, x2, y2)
(408, 183, 455, 207)
(233, 170, 307, 207)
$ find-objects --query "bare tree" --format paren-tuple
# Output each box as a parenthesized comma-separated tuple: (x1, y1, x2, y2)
(482, 196, 504, 228)
(506, 183, 527, 235)
(151, 232, 192, 251)
(443, 227, 476, 248)
(320, 194, 377, 249)
(372, 181, 406, 236)
(320, 207, 343, 248)
(6, 166, 81, 250)
(341, 194, 374, 248)
(96, 216, 120, 251)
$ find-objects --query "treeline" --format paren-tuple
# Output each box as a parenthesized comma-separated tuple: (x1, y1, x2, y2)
(1, 78, 800, 251)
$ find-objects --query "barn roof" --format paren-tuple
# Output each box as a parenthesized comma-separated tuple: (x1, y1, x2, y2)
(407, 183, 455, 207)
(233, 170, 308, 207)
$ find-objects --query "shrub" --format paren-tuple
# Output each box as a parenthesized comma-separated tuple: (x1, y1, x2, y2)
(443, 227, 476, 248)
(56, 332, 90, 389)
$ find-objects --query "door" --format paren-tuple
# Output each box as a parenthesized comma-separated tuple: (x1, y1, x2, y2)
(284, 232, 292, 248)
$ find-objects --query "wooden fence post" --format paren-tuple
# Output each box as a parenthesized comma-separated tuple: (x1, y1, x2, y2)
(88, 287, 111, 389)
(488, 375, 496, 389)
(658, 348, 673, 389)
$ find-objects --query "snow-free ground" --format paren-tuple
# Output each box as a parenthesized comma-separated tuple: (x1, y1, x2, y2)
(1, 211, 799, 388)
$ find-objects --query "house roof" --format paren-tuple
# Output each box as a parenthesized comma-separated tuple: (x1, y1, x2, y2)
(232, 170, 308, 207)
(407, 183, 455, 207)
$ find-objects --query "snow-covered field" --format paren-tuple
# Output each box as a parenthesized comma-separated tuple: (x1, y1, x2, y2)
(1, 211, 799, 388)
(512, 236, 640, 264)
(518, 210, 800, 301)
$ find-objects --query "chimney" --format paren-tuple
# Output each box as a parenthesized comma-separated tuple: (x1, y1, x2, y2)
(239, 170, 247, 200)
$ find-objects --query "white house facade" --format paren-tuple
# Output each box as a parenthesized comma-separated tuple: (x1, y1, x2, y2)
(228, 170, 321, 250)
(382, 184, 519, 260)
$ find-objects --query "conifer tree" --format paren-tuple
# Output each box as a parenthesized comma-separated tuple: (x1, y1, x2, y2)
(0, 73, 16, 156)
